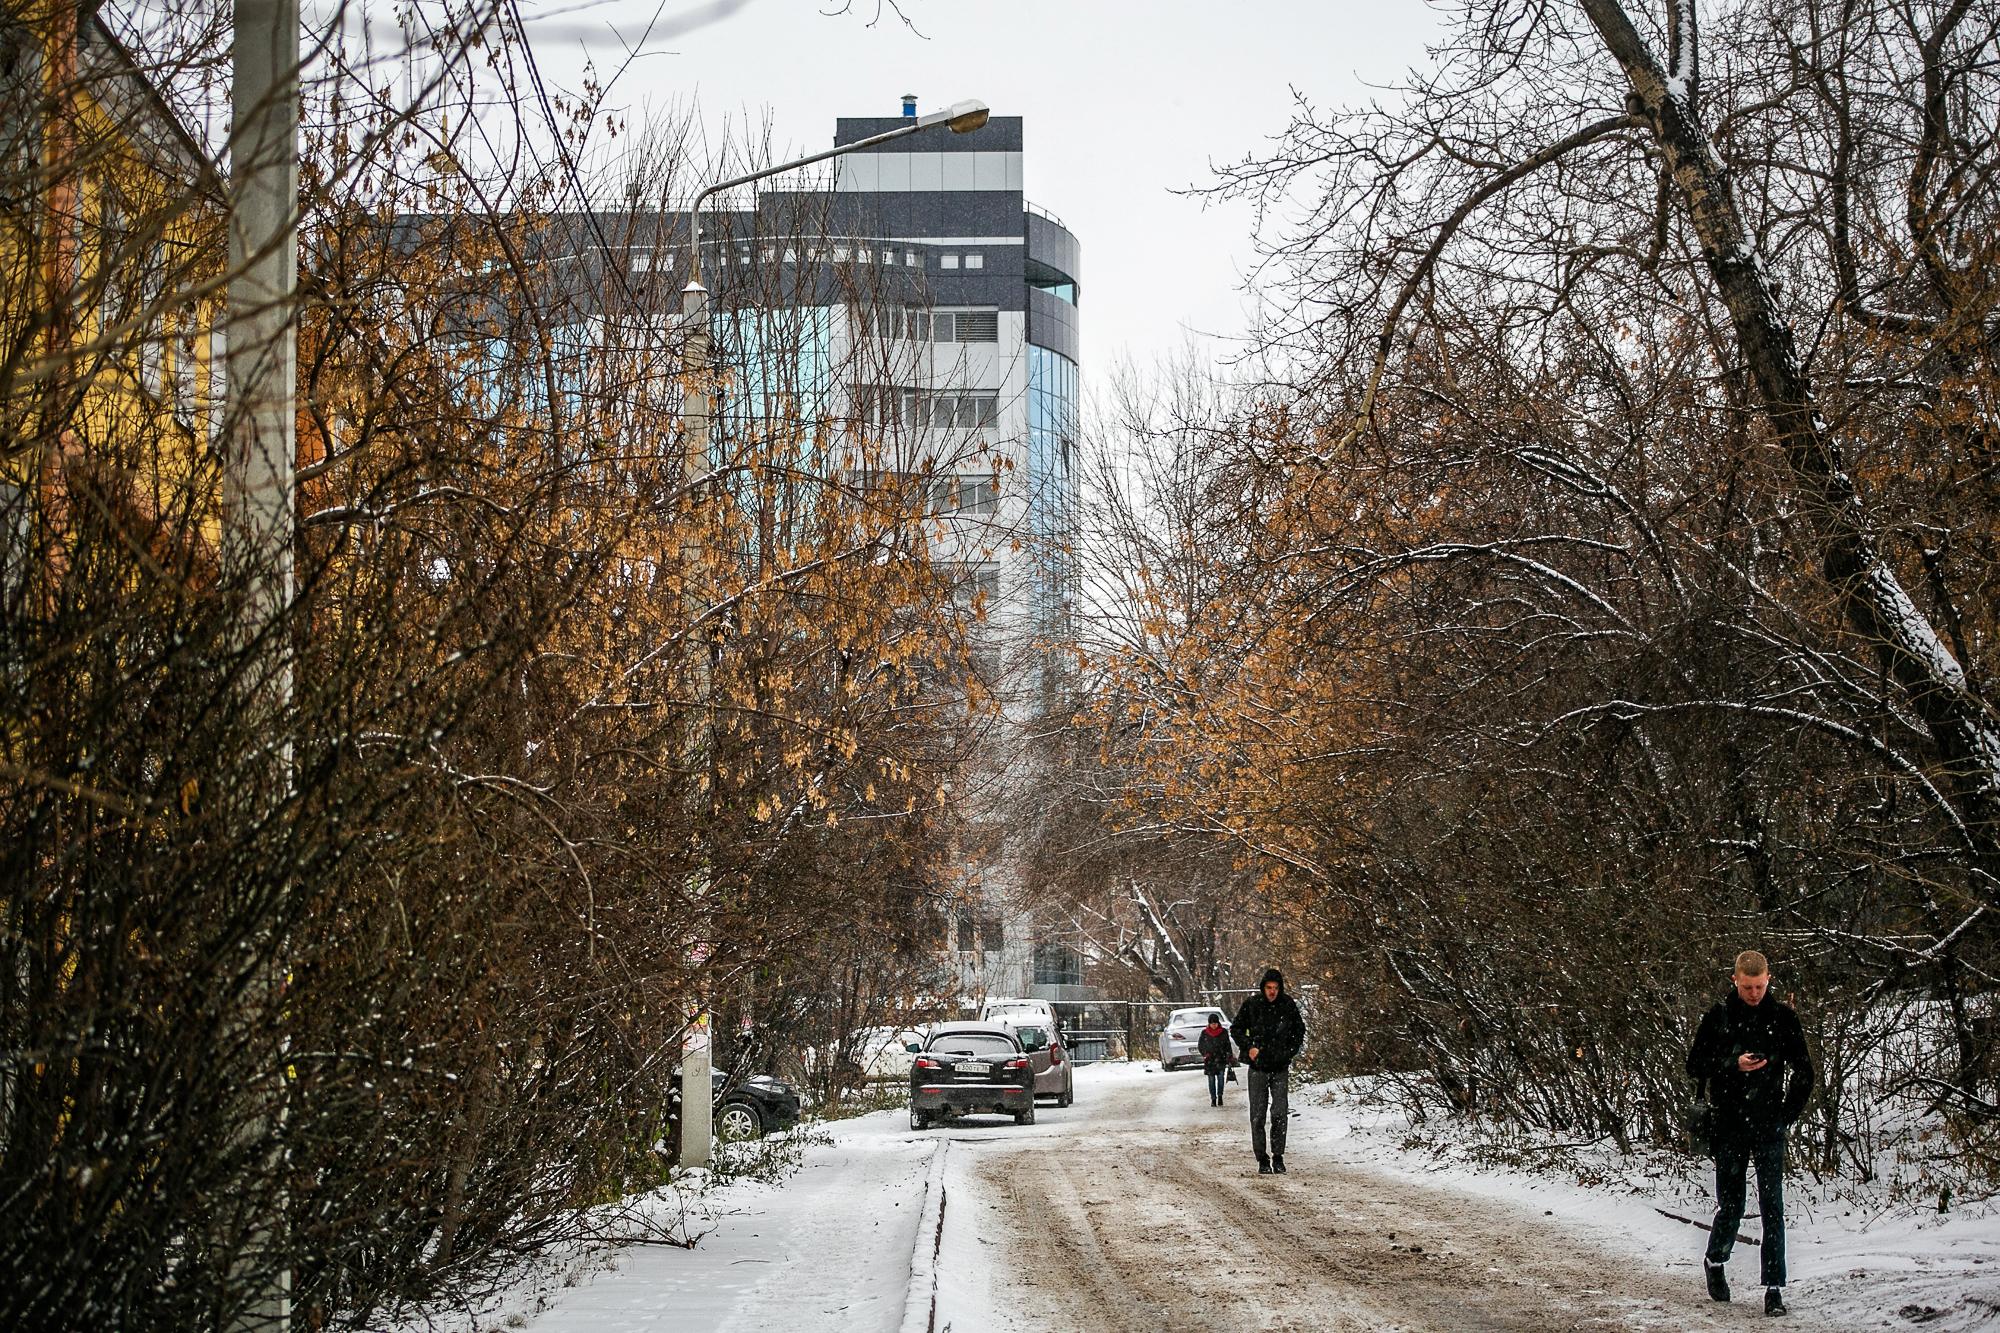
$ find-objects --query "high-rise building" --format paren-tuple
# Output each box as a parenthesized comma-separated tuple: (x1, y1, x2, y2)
(819, 104, 1081, 648)
(428, 100, 1088, 1002)
(718, 101, 1087, 1002)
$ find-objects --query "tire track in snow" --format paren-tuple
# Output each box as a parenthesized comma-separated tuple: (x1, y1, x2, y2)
(947, 1070, 1839, 1332)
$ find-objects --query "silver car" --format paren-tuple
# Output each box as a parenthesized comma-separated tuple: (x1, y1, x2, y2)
(1003, 1021, 1075, 1106)
(1156, 1006, 1229, 1070)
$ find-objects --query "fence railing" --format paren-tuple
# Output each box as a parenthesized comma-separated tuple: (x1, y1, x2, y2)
(1046, 988, 1322, 1063)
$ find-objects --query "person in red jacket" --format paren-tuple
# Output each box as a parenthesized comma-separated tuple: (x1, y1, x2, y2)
(1197, 1015, 1235, 1107)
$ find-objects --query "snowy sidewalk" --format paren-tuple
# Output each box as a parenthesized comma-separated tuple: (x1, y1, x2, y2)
(513, 1122, 938, 1332)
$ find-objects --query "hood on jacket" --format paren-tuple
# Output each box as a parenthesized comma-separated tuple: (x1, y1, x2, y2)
(1260, 967, 1286, 994)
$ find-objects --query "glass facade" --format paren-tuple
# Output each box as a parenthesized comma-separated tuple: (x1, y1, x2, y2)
(716, 304, 836, 435)
(1032, 941, 1083, 988)
(1026, 343, 1079, 619)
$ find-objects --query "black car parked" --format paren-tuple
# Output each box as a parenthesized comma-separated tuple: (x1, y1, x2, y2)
(669, 1068, 801, 1141)
(908, 1022, 1036, 1129)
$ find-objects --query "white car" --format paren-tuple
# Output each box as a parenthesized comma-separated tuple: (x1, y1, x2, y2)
(849, 1026, 930, 1082)
(1156, 1006, 1229, 1070)
(979, 997, 1059, 1030)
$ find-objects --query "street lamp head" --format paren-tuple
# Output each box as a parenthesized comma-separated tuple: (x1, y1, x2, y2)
(916, 99, 990, 134)
(946, 100, 990, 133)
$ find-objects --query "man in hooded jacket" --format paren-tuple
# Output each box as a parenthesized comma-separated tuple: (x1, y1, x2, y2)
(1231, 968, 1307, 1173)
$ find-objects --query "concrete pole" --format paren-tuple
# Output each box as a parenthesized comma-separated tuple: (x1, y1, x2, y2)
(678, 278, 713, 1169)
(225, 0, 296, 1324)
(226, 0, 297, 633)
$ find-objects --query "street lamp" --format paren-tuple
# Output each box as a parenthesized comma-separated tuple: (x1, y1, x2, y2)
(675, 99, 989, 1169)
(678, 99, 989, 481)
(684, 99, 991, 295)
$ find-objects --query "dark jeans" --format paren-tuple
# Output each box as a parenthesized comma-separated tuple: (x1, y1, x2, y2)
(1206, 1068, 1226, 1102)
(1248, 1067, 1288, 1158)
(1706, 1129, 1787, 1288)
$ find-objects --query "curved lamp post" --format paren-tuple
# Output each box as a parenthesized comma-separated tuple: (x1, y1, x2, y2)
(676, 99, 989, 1169)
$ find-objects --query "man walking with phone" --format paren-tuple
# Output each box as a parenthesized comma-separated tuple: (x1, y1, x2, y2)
(1686, 950, 1814, 1317)
(1231, 968, 1307, 1174)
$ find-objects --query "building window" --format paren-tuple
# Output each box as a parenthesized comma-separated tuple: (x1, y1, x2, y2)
(951, 563, 1001, 607)
(136, 241, 167, 395)
(939, 254, 959, 269)
(949, 474, 999, 515)
(857, 386, 997, 431)
(207, 327, 227, 441)
(0, 478, 28, 622)
(0, 27, 40, 179)
(941, 309, 998, 343)
(630, 248, 652, 272)
(980, 915, 1004, 952)
(957, 911, 976, 952)
(832, 245, 849, 262)
(964, 253, 984, 270)
(1033, 943, 1083, 988)
(905, 251, 920, 267)
(172, 312, 200, 426)
(870, 306, 999, 345)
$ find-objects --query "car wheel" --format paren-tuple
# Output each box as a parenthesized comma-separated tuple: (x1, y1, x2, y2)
(1057, 1076, 1073, 1108)
(716, 1101, 765, 1143)
(910, 1109, 930, 1131)
(1015, 1103, 1036, 1126)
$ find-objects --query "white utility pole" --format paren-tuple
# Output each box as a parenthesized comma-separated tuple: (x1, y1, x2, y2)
(671, 98, 988, 1168)
(678, 279, 715, 1170)
(225, 0, 297, 1324)
(227, 0, 297, 618)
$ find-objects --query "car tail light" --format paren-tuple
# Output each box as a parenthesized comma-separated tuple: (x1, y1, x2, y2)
(914, 1057, 941, 1070)
(1005, 1057, 1028, 1070)
(1050, 1044, 1062, 1063)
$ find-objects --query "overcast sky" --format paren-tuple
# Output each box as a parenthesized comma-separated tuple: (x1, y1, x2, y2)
(516, 0, 1441, 389)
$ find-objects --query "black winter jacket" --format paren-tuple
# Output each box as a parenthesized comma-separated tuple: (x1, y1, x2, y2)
(1231, 989, 1307, 1073)
(1686, 989, 1814, 1140)
(1197, 1025, 1234, 1074)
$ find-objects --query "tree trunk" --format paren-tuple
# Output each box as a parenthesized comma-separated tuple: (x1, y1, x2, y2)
(1580, 0, 2000, 887)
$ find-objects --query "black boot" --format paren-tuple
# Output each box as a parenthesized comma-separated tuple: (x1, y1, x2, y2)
(1257, 1155, 1273, 1174)
(1272, 1154, 1287, 1173)
(1764, 1288, 1786, 1317)
(1704, 1260, 1730, 1303)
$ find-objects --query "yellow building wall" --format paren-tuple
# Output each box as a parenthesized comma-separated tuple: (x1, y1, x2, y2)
(1, 1, 225, 575)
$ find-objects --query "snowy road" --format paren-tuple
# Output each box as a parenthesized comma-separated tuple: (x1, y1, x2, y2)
(500, 1061, 1995, 1331)
(938, 1064, 1836, 1332)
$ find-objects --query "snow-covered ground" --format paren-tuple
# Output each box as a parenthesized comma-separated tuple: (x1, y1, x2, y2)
(469, 1060, 2000, 1331)
(1293, 1078, 2000, 1330)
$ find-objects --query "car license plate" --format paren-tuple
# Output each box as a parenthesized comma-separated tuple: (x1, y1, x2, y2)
(965, 1063, 992, 1077)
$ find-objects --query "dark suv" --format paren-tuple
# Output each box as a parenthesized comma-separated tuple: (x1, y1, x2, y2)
(908, 1022, 1036, 1129)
